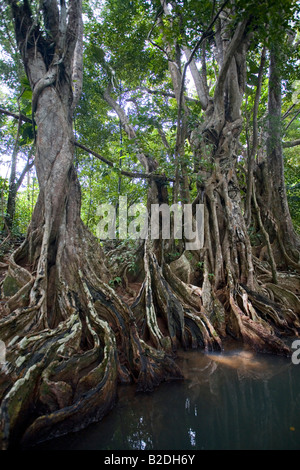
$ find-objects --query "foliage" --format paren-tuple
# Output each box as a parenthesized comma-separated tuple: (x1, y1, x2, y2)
(0, 0, 299, 237)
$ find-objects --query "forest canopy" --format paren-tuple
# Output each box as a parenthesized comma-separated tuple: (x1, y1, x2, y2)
(0, 0, 299, 450)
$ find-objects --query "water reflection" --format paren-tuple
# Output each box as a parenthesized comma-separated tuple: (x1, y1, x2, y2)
(33, 346, 300, 450)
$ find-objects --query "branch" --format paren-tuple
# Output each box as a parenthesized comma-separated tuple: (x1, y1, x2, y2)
(6, 0, 34, 58)
(156, 124, 170, 150)
(179, 0, 230, 104)
(284, 108, 300, 132)
(182, 46, 209, 110)
(42, 0, 59, 41)
(282, 139, 300, 148)
(103, 88, 136, 141)
(74, 142, 175, 182)
(214, 17, 249, 111)
(250, 47, 266, 156)
(71, 1, 83, 113)
(0, 107, 175, 182)
(282, 104, 295, 120)
(147, 5, 173, 62)
(102, 87, 150, 171)
(0, 108, 32, 123)
(294, 39, 300, 49)
(130, 86, 200, 103)
(147, 37, 172, 62)
(58, 0, 67, 53)
(245, 46, 266, 226)
(65, 0, 82, 70)
(177, 0, 230, 121)
(15, 157, 35, 192)
(74, 141, 116, 169)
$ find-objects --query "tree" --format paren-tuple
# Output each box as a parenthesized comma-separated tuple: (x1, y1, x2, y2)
(0, 0, 182, 449)
(0, 0, 300, 450)
(262, 39, 300, 263)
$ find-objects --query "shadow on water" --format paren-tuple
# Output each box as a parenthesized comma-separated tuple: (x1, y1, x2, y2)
(32, 342, 300, 450)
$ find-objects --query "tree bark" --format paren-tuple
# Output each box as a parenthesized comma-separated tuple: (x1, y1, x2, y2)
(266, 45, 300, 254)
(183, 46, 209, 111)
(244, 47, 266, 227)
(254, 42, 300, 271)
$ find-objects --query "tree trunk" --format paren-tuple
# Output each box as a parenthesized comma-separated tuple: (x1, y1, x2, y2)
(254, 42, 300, 272)
(189, 14, 299, 354)
(267, 45, 300, 255)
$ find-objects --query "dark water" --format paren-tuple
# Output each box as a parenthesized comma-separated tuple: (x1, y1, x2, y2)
(33, 344, 300, 450)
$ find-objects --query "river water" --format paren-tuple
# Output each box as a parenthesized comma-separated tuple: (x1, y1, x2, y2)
(33, 342, 300, 450)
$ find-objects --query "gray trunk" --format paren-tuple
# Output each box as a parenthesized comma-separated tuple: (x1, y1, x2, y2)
(266, 45, 299, 250)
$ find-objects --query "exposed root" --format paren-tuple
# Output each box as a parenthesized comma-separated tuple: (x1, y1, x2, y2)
(277, 234, 300, 272)
(226, 284, 295, 356)
(1, 181, 299, 450)
(229, 292, 291, 355)
(130, 240, 223, 354)
(0, 229, 183, 449)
